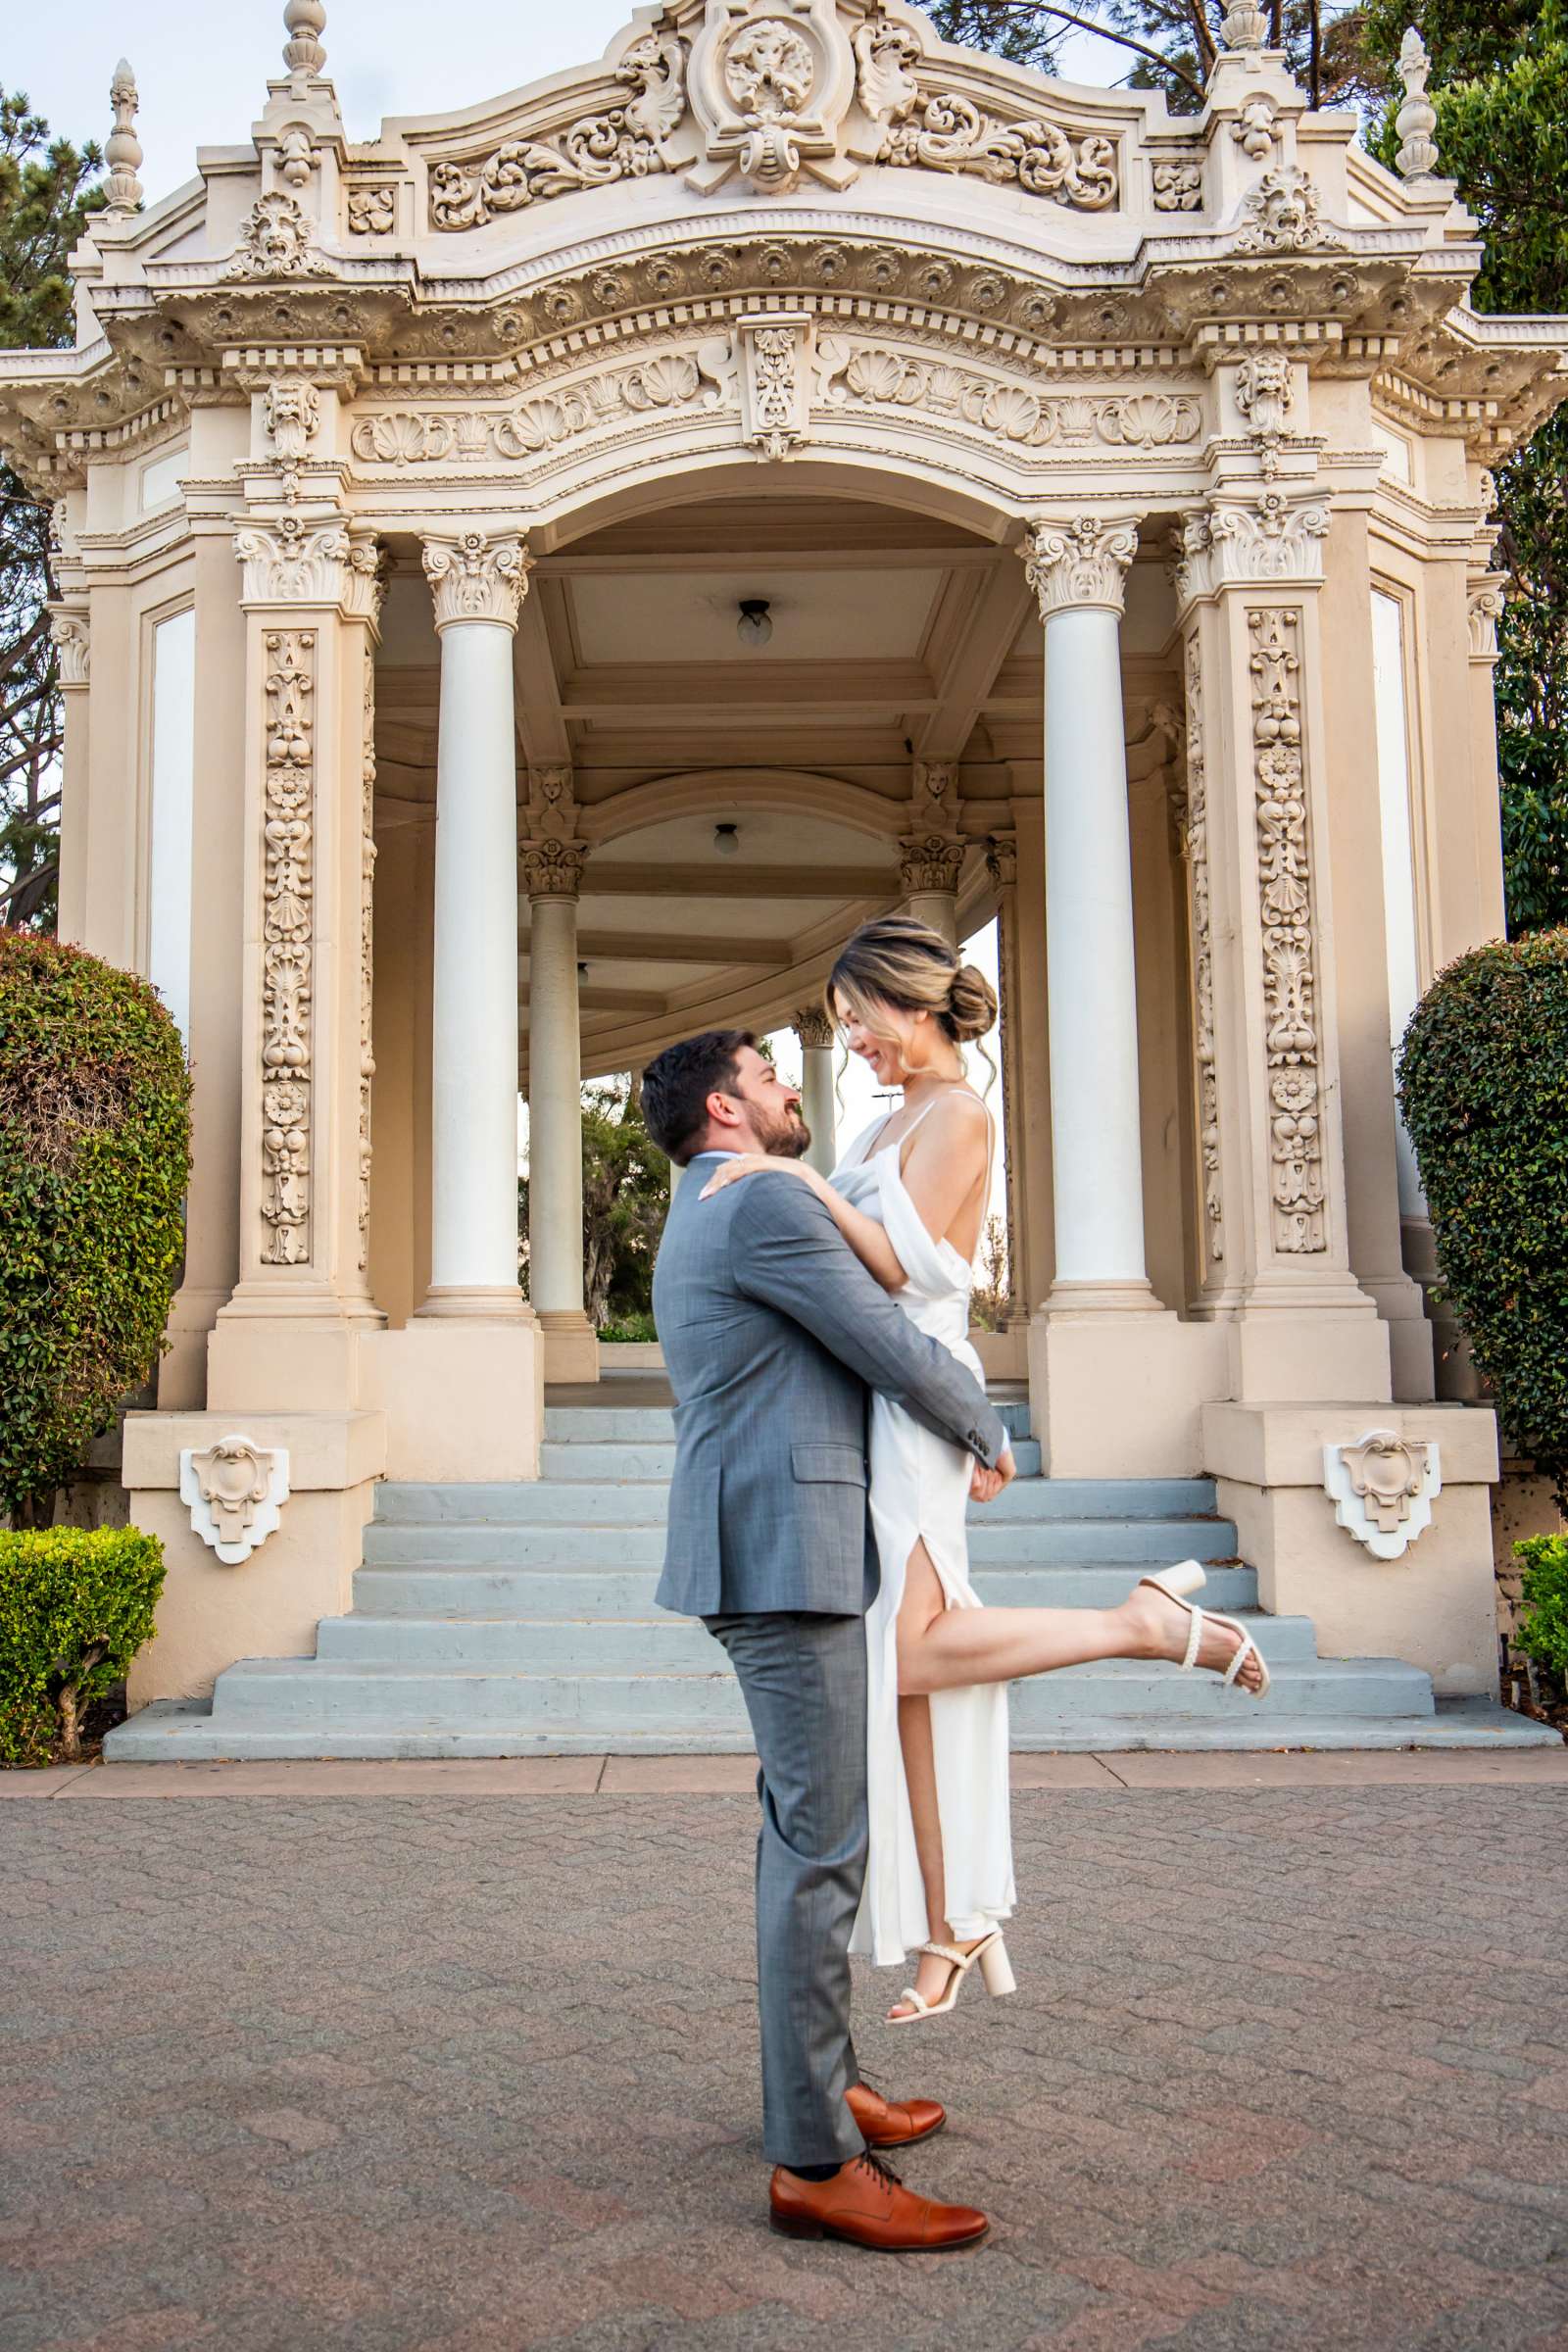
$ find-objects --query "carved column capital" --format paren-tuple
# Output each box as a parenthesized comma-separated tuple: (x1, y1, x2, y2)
(343, 529, 386, 628)
(1174, 490, 1330, 615)
(48, 607, 91, 689)
(792, 1004, 834, 1051)
(233, 514, 350, 607)
(522, 838, 587, 900)
(900, 836, 965, 897)
(1021, 514, 1140, 620)
(421, 529, 531, 632)
(985, 831, 1018, 891)
(1467, 575, 1507, 664)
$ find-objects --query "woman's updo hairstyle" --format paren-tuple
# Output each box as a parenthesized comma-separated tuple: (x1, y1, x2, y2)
(828, 914, 998, 1047)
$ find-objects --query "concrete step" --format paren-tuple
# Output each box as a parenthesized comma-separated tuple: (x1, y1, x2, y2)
(360, 1515, 1238, 1571)
(314, 1610, 1323, 1670)
(196, 1648, 1426, 1736)
(102, 1693, 1565, 1760)
(349, 1561, 1264, 1619)
(396, 1465, 1210, 1518)
(540, 1398, 1035, 1446)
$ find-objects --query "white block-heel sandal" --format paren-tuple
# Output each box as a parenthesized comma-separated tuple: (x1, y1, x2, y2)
(1137, 1561, 1270, 1700)
(889, 1931, 1016, 2026)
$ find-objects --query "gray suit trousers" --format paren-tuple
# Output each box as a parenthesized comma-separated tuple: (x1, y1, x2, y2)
(704, 1610, 868, 2169)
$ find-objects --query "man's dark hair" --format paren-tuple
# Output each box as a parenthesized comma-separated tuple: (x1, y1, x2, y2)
(643, 1030, 757, 1166)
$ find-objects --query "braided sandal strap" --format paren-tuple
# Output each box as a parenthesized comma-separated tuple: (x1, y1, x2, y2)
(919, 1940, 973, 1969)
(1180, 1605, 1203, 1673)
(896, 1986, 930, 2014)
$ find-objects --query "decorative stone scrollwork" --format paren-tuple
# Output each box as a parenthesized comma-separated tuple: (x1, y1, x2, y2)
(49, 609, 90, 687)
(738, 315, 809, 460)
(984, 833, 1017, 891)
(1175, 492, 1330, 607)
(792, 1004, 834, 1051)
(263, 377, 321, 503)
(421, 531, 530, 631)
(358, 645, 377, 1272)
(522, 838, 588, 899)
(522, 764, 586, 901)
(1181, 631, 1224, 1266)
(816, 339, 1201, 453)
(1021, 514, 1140, 619)
(233, 515, 350, 605)
(260, 630, 316, 1266)
(351, 350, 729, 473)
(1467, 577, 1507, 662)
(346, 185, 396, 235)
(179, 1435, 291, 1566)
(1152, 159, 1201, 212)
(1249, 607, 1326, 1253)
(1235, 168, 1347, 254)
(900, 836, 965, 896)
(1323, 1430, 1441, 1559)
(876, 87, 1118, 210)
(428, 32, 685, 226)
(900, 758, 964, 898)
(224, 189, 332, 279)
(1235, 350, 1295, 478)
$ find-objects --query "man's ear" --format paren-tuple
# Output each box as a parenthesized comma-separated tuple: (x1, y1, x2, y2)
(707, 1089, 743, 1132)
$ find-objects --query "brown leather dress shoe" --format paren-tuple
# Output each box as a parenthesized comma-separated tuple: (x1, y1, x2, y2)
(770, 2151, 989, 2251)
(845, 2080, 946, 2148)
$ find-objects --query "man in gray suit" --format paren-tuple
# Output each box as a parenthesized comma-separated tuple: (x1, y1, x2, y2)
(642, 1029, 1009, 2252)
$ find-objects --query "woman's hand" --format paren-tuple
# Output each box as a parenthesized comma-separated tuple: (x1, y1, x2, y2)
(968, 1447, 1016, 1504)
(698, 1152, 824, 1201)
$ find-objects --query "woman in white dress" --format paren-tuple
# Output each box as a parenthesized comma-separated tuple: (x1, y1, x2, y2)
(700, 916, 1266, 2024)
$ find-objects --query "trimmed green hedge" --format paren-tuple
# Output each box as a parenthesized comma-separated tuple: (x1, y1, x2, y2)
(0, 1527, 165, 1764)
(1515, 1536, 1568, 1682)
(0, 932, 191, 1523)
(1396, 930, 1568, 1508)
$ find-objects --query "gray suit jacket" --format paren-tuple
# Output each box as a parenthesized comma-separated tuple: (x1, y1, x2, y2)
(653, 1154, 1007, 1618)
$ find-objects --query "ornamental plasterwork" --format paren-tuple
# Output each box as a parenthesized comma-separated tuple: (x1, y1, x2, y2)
(429, 30, 686, 226)
(352, 346, 728, 469)
(523, 762, 585, 900)
(346, 185, 396, 235)
(179, 1436, 291, 1566)
(49, 609, 90, 687)
(421, 529, 530, 629)
(1234, 167, 1347, 255)
(1021, 514, 1140, 618)
(234, 515, 350, 605)
(1175, 491, 1329, 608)
(737, 315, 809, 458)
(1233, 349, 1294, 477)
(1323, 1431, 1441, 1560)
(358, 651, 376, 1272)
(263, 376, 322, 502)
(260, 629, 316, 1267)
(224, 189, 333, 279)
(818, 340, 1202, 451)
(1181, 629, 1223, 1268)
(1230, 95, 1279, 162)
(424, 4, 1119, 220)
(1467, 577, 1506, 662)
(1152, 160, 1201, 213)
(1249, 606, 1326, 1254)
(901, 759, 963, 897)
(792, 1004, 834, 1050)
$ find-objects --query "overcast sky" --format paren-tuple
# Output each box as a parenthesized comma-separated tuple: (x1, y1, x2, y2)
(10, 0, 1123, 205)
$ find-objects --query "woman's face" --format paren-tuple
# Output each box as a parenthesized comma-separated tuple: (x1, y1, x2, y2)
(832, 988, 921, 1085)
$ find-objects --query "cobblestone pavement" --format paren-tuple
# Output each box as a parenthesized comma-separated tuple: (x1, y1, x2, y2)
(5, 1784, 1568, 2352)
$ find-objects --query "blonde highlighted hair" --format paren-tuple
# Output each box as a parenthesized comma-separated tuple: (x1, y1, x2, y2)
(827, 914, 997, 1048)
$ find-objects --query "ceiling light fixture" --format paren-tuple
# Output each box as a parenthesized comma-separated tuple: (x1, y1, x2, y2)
(713, 823, 740, 858)
(736, 597, 772, 648)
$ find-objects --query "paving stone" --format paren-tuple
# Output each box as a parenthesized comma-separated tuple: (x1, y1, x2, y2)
(3, 1787, 1568, 2349)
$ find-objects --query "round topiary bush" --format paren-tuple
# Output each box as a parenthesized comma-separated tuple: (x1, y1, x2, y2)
(0, 933, 192, 1524)
(1396, 929, 1568, 1508)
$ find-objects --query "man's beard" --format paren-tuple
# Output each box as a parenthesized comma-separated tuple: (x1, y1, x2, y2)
(760, 1101, 811, 1161)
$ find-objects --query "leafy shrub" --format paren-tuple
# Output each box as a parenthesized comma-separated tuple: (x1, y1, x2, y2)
(0, 933, 191, 1523)
(600, 1311, 658, 1344)
(1396, 932, 1568, 1509)
(1514, 1535, 1568, 1681)
(0, 1526, 165, 1763)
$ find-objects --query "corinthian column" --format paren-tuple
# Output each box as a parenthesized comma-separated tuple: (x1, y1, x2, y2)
(418, 528, 530, 1318)
(792, 1004, 838, 1176)
(1022, 514, 1153, 1305)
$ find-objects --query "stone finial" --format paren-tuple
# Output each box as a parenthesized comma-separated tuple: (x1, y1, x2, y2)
(103, 59, 144, 215)
(1395, 26, 1441, 181)
(283, 0, 327, 83)
(1218, 0, 1269, 51)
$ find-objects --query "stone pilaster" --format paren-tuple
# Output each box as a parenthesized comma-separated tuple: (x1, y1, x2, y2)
(791, 1004, 838, 1177)
(523, 764, 597, 1381)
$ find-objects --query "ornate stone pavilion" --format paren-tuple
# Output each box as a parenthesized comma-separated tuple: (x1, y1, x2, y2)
(6, 0, 1566, 1745)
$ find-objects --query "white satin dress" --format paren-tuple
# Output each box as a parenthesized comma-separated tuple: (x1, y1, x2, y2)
(833, 1099, 1017, 1970)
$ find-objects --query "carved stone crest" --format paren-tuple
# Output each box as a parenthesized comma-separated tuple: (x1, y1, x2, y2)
(179, 1436, 291, 1566)
(687, 0, 858, 194)
(224, 189, 332, 279)
(1323, 1431, 1441, 1559)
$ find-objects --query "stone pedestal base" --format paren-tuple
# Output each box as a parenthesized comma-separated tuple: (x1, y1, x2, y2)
(207, 1312, 371, 1415)
(1203, 1400, 1501, 1696)
(122, 1408, 385, 1705)
(358, 1320, 544, 1481)
(1027, 1309, 1229, 1476)
(1226, 1308, 1393, 1406)
(538, 1311, 601, 1385)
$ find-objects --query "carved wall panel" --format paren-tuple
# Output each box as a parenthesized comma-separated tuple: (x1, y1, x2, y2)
(1181, 629, 1224, 1269)
(818, 338, 1201, 450)
(428, 34, 685, 225)
(358, 654, 376, 1271)
(260, 629, 316, 1266)
(1249, 606, 1326, 1253)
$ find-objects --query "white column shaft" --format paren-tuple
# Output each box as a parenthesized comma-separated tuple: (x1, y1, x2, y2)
(429, 620, 521, 1297)
(801, 1044, 837, 1176)
(527, 894, 584, 1318)
(1044, 606, 1148, 1288)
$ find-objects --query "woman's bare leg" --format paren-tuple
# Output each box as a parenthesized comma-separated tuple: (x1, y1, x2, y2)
(897, 1568, 1264, 1697)
(888, 1544, 997, 2020)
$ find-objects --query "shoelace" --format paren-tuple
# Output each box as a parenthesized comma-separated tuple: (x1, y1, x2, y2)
(851, 2148, 904, 2198)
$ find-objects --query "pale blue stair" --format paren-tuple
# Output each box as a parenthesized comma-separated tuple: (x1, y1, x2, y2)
(106, 1391, 1556, 1758)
